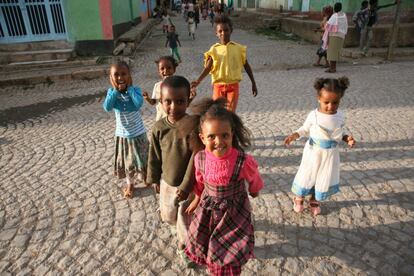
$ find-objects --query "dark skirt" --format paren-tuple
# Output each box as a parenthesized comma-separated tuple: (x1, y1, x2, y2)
(114, 133, 149, 179)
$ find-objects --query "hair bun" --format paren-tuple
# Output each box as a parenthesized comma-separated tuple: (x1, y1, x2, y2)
(338, 76, 350, 89)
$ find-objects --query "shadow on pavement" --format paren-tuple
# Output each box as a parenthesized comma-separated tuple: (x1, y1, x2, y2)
(0, 91, 106, 127)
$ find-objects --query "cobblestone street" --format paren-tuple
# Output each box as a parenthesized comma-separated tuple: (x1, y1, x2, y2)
(0, 14, 413, 276)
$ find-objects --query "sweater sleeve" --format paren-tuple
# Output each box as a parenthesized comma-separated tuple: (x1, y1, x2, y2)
(296, 111, 314, 137)
(241, 155, 264, 194)
(146, 127, 162, 185)
(129, 86, 144, 109)
(103, 88, 118, 112)
(178, 152, 195, 194)
(193, 152, 205, 196)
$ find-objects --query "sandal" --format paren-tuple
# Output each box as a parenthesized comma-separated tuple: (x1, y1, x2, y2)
(309, 199, 321, 216)
(123, 186, 134, 199)
(293, 197, 304, 213)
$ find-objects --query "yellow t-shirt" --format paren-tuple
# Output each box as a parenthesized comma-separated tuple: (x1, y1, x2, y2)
(204, 41, 247, 84)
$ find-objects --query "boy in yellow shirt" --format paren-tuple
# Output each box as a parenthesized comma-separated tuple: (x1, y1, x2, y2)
(191, 15, 257, 112)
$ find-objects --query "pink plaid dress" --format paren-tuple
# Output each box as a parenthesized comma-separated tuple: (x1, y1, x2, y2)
(185, 151, 254, 276)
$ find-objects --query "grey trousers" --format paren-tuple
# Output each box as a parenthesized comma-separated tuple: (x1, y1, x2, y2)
(360, 26, 373, 53)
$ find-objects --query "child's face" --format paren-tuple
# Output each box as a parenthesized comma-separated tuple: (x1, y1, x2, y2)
(215, 23, 232, 44)
(110, 65, 131, 92)
(199, 118, 233, 158)
(318, 88, 341, 115)
(158, 60, 175, 80)
(160, 85, 189, 123)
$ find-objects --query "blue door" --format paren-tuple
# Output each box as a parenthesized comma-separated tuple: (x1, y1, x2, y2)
(0, 0, 67, 44)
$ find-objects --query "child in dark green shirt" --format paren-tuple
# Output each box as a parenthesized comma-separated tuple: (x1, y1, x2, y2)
(147, 75, 194, 264)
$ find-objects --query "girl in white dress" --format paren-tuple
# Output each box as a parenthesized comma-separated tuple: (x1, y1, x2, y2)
(284, 77, 356, 216)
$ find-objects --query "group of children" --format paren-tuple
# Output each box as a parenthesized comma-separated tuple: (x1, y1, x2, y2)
(103, 15, 356, 276)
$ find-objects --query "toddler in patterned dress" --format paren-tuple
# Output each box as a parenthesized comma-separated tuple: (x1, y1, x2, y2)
(179, 98, 264, 276)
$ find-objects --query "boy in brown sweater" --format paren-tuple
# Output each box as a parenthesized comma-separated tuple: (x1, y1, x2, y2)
(147, 75, 194, 263)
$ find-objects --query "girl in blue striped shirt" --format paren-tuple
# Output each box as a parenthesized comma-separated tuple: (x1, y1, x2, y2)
(103, 61, 149, 199)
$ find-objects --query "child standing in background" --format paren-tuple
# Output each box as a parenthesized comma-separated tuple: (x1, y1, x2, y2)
(143, 56, 178, 121)
(191, 15, 257, 112)
(166, 25, 182, 63)
(187, 12, 196, 40)
(284, 77, 356, 216)
(103, 61, 149, 199)
(181, 98, 264, 276)
(147, 76, 195, 263)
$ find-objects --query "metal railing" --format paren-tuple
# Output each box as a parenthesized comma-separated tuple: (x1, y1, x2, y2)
(0, 0, 67, 44)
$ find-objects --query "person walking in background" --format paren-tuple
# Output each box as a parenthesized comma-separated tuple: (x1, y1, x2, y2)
(314, 5, 333, 68)
(322, 2, 348, 73)
(187, 11, 196, 39)
(103, 61, 149, 199)
(166, 25, 182, 63)
(284, 77, 356, 216)
(194, 5, 200, 28)
(352, 1, 369, 35)
(360, 0, 399, 56)
(191, 15, 258, 112)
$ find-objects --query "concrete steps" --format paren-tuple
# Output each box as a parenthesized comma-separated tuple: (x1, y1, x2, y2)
(0, 48, 75, 64)
(0, 63, 108, 87)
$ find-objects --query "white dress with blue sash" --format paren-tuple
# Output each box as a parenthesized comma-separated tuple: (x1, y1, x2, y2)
(291, 109, 345, 201)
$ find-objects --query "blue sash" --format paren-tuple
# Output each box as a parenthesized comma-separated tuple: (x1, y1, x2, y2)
(309, 137, 338, 149)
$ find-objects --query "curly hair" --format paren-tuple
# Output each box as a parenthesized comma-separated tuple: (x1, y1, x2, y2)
(314, 76, 350, 97)
(155, 55, 179, 69)
(178, 98, 251, 152)
(214, 15, 233, 31)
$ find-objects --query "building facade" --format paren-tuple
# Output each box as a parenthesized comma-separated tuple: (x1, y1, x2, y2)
(0, 0, 156, 55)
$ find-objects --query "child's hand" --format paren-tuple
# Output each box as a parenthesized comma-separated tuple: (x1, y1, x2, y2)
(252, 83, 258, 97)
(185, 196, 200, 214)
(249, 192, 259, 198)
(347, 136, 356, 148)
(190, 87, 197, 99)
(152, 183, 160, 194)
(176, 189, 189, 201)
(142, 91, 150, 99)
(284, 133, 300, 146)
(191, 80, 200, 89)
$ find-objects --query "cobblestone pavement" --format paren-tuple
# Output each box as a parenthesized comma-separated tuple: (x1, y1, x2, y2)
(1, 13, 414, 276)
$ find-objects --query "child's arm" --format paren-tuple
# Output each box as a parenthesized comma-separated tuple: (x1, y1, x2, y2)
(102, 88, 118, 112)
(177, 153, 195, 201)
(129, 87, 144, 109)
(242, 155, 264, 197)
(243, 60, 258, 97)
(142, 91, 157, 105)
(284, 111, 314, 146)
(185, 195, 200, 214)
(342, 135, 356, 148)
(191, 57, 213, 88)
(147, 129, 163, 193)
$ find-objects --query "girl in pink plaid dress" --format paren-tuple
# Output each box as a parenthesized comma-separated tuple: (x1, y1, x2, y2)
(179, 98, 264, 276)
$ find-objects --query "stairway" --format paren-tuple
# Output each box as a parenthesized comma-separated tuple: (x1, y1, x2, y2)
(0, 40, 108, 87)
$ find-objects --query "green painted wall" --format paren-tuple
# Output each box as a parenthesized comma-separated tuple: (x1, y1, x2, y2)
(63, 0, 103, 42)
(112, 0, 137, 25)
